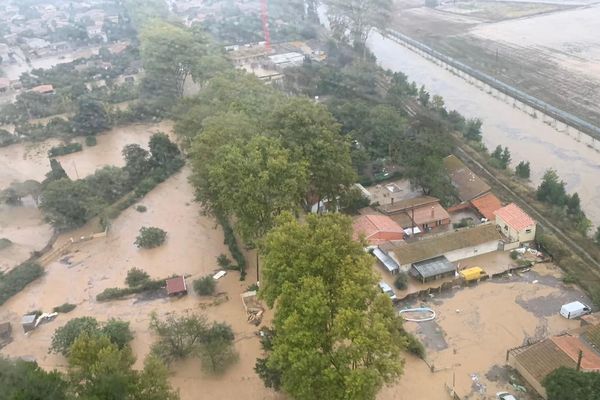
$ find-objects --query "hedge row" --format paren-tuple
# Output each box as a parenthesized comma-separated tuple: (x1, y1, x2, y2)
(215, 211, 247, 280)
(0, 261, 44, 305)
(48, 142, 83, 157)
(96, 279, 165, 302)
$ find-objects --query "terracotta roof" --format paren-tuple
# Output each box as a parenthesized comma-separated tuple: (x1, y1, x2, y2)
(380, 195, 439, 214)
(381, 223, 501, 265)
(471, 193, 503, 221)
(494, 203, 535, 231)
(353, 215, 404, 242)
(552, 335, 600, 371)
(30, 84, 54, 94)
(166, 276, 187, 295)
(511, 338, 577, 382)
(411, 202, 450, 226)
(443, 155, 490, 202)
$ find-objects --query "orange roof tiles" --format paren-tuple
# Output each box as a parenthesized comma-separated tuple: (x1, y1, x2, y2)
(166, 276, 187, 295)
(353, 215, 404, 244)
(551, 335, 600, 371)
(471, 193, 503, 221)
(494, 203, 535, 231)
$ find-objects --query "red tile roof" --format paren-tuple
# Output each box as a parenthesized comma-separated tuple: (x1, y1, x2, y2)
(353, 214, 404, 244)
(551, 335, 600, 371)
(494, 203, 535, 231)
(471, 193, 503, 221)
(166, 276, 187, 295)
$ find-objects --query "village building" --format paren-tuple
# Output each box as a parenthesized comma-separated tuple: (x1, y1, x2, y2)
(470, 192, 503, 221)
(443, 155, 491, 203)
(410, 256, 456, 283)
(353, 214, 405, 246)
(508, 324, 600, 399)
(380, 223, 501, 279)
(166, 276, 188, 296)
(494, 203, 536, 243)
(30, 84, 55, 95)
(380, 195, 451, 233)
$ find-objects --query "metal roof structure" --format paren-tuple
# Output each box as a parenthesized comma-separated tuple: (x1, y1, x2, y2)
(372, 247, 400, 273)
(411, 256, 456, 280)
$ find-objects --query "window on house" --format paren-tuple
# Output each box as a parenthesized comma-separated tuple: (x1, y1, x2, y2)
(525, 229, 532, 233)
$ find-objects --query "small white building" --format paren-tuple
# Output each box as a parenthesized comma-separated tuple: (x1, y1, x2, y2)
(494, 203, 536, 244)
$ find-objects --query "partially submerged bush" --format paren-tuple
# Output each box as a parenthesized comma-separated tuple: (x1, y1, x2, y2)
(50, 317, 133, 355)
(0, 261, 43, 305)
(405, 332, 426, 359)
(194, 276, 216, 296)
(96, 278, 164, 301)
(135, 204, 147, 212)
(134, 226, 167, 248)
(0, 237, 12, 250)
(510, 250, 519, 260)
(48, 142, 83, 157)
(125, 267, 150, 287)
(53, 303, 77, 313)
(85, 136, 97, 146)
(394, 273, 408, 290)
(216, 254, 233, 269)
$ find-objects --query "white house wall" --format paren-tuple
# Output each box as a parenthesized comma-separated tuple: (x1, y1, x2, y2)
(444, 240, 500, 263)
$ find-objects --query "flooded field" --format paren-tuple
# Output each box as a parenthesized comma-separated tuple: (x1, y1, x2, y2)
(397, 263, 587, 399)
(0, 166, 283, 399)
(0, 121, 173, 271)
(368, 31, 600, 226)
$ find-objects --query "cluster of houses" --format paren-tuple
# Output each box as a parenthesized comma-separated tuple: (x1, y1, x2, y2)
(353, 154, 537, 284)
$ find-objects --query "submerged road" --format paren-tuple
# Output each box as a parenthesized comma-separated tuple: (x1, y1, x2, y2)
(367, 31, 600, 226)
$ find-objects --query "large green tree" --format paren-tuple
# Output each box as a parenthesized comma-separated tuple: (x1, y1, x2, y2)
(203, 135, 308, 243)
(267, 97, 356, 209)
(258, 213, 407, 400)
(542, 367, 600, 400)
(326, 0, 393, 51)
(40, 179, 103, 230)
(71, 97, 111, 136)
(0, 357, 68, 400)
(537, 169, 568, 206)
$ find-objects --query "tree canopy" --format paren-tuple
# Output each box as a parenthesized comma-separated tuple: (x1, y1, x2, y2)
(258, 213, 407, 399)
(543, 367, 600, 400)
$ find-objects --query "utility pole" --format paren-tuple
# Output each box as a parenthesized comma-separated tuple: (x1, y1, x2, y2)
(577, 349, 583, 371)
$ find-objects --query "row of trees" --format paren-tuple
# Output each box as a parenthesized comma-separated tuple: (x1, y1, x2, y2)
(40, 132, 183, 230)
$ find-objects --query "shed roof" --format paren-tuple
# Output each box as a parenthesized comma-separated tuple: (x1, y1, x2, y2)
(372, 247, 400, 273)
(166, 276, 187, 295)
(382, 223, 501, 265)
(353, 215, 404, 242)
(30, 84, 54, 94)
(494, 203, 535, 231)
(443, 155, 490, 202)
(411, 256, 456, 279)
(511, 338, 577, 382)
(411, 202, 450, 226)
(471, 193, 503, 221)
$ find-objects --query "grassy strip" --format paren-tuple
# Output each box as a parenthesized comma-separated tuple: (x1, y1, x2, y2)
(0, 261, 44, 305)
(215, 211, 247, 281)
(96, 279, 165, 301)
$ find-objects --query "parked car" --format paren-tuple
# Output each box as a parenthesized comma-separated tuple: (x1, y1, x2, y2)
(378, 281, 397, 301)
(496, 392, 518, 400)
(560, 301, 591, 319)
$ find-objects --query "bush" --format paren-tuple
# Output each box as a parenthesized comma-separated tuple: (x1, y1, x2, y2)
(47, 142, 83, 157)
(562, 274, 577, 285)
(0, 237, 12, 250)
(50, 317, 133, 355)
(394, 273, 408, 290)
(217, 254, 233, 269)
(510, 250, 519, 260)
(405, 332, 426, 359)
(216, 212, 246, 280)
(135, 204, 147, 212)
(52, 303, 77, 313)
(85, 136, 97, 146)
(246, 283, 259, 292)
(96, 278, 164, 301)
(134, 226, 167, 248)
(194, 276, 216, 296)
(125, 267, 150, 287)
(0, 261, 44, 305)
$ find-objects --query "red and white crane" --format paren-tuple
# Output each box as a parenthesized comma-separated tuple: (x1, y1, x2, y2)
(260, 0, 271, 52)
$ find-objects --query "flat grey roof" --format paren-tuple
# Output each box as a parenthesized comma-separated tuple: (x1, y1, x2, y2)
(411, 256, 456, 279)
(372, 247, 400, 273)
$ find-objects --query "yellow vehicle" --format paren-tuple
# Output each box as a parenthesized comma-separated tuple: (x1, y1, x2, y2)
(459, 266, 487, 282)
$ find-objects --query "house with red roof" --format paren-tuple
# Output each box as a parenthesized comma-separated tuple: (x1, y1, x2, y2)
(494, 203, 536, 243)
(470, 192, 503, 221)
(165, 276, 187, 296)
(353, 214, 405, 245)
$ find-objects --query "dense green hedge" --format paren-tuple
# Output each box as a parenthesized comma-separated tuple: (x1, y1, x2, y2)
(96, 279, 164, 301)
(48, 142, 83, 157)
(0, 262, 44, 305)
(216, 211, 246, 280)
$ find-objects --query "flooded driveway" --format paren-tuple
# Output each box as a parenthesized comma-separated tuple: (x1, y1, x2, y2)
(367, 31, 600, 225)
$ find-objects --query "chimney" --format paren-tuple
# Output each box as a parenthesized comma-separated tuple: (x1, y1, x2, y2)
(431, 206, 435, 218)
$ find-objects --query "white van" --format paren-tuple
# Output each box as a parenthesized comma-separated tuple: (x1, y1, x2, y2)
(560, 301, 591, 319)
